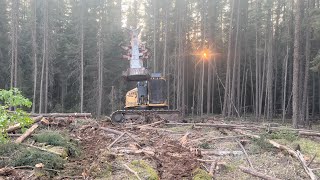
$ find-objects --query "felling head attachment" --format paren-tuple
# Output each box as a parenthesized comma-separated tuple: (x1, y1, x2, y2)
(121, 27, 150, 81)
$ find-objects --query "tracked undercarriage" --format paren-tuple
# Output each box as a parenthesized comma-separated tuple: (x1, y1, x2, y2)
(110, 109, 181, 123)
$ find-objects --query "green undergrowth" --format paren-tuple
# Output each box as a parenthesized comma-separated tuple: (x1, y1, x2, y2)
(33, 130, 80, 157)
(199, 142, 211, 149)
(192, 168, 212, 180)
(266, 130, 298, 141)
(252, 130, 299, 152)
(0, 143, 22, 167)
(0, 142, 65, 171)
(12, 148, 65, 170)
(129, 160, 159, 180)
(251, 135, 274, 151)
(90, 162, 112, 179)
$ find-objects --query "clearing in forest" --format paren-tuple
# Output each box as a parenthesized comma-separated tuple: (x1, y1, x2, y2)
(1, 115, 320, 180)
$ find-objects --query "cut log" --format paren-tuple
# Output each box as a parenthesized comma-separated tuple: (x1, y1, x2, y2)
(191, 135, 249, 143)
(299, 131, 320, 137)
(118, 149, 155, 156)
(201, 150, 243, 156)
(138, 126, 177, 133)
(30, 113, 92, 118)
(166, 123, 250, 129)
(6, 116, 43, 133)
(99, 127, 123, 135)
(15, 124, 39, 143)
(239, 166, 281, 180)
(138, 120, 165, 128)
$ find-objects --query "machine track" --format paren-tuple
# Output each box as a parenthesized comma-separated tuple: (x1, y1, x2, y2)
(110, 109, 181, 123)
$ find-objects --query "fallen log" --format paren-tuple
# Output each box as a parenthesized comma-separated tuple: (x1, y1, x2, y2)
(201, 150, 243, 156)
(138, 126, 177, 133)
(191, 135, 249, 143)
(299, 131, 320, 137)
(165, 123, 249, 129)
(239, 166, 281, 180)
(234, 129, 318, 180)
(117, 149, 155, 156)
(99, 127, 123, 135)
(138, 120, 165, 128)
(6, 116, 43, 133)
(30, 113, 92, 118)
(15, 124, 39, 143)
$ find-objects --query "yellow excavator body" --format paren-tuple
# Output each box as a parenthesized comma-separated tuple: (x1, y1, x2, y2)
(125, 88, 139, 108)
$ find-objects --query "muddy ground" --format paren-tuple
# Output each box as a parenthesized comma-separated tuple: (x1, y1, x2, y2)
(1, 116, 320, 180)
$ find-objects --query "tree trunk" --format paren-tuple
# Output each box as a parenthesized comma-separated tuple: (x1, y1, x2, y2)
(31, 0, 37, 113)
(229, 0, 240, 117)
(80, 0, 84, 113)
(292, 0, 303, 128)
(39, 0, 48, 114)
(266, 1, 273, 120)
(301, 0, 314, 126)
(97, 6, 103, 117)
(10, 0, 19, 89)
(222, 0, 235, 117)
(255, 0, 261, 120)
(44, 0, 49, 113)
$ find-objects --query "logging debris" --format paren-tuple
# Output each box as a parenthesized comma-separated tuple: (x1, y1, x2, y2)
(2, 116, 320, 179)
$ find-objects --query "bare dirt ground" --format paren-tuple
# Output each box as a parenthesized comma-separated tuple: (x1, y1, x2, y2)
(1, 115, 320, 180)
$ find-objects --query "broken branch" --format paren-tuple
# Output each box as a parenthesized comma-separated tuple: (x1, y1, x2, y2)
(239, 166, 281, 180)
(108, 132, 126, 149)
(209, 161, 217, 176)
(236, 139, 253, 168)
(123, 164, 142, 180)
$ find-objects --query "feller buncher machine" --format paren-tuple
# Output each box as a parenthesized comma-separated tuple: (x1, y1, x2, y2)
(110, 28, 180, 123)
